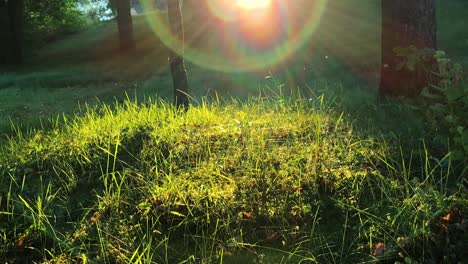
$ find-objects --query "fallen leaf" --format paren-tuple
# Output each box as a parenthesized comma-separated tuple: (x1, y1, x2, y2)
(91, 212, 101, 223)
(241, 211, 252, 219)
(442, 208, 462, 224)
(372, 242, 385, 256)
(17, 238, 24, 248)
(442, 212, 451, 222)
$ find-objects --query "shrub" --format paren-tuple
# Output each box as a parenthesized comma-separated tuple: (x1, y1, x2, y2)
(420, 51, 468, 160)
(24, 0, 88, 46)
(395, 46, 468, 160)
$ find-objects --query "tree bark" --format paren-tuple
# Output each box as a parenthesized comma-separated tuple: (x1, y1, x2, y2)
(116, 0, 134, 51)
(0, 1, 9, 65)
(167, 0, 189, 109)
(380, 0, 437, 96)
(0, 0, 23, 65)
(9, 0, 23, 65)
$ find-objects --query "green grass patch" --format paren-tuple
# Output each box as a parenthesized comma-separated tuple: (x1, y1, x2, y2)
(1, 0, 467, 137)
(1, 96, 466, 263)
(0, 1, 467, 262)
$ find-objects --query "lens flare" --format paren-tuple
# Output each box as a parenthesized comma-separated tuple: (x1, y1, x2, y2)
(142, 0, 327, 72)
(235, 0, 272, 10)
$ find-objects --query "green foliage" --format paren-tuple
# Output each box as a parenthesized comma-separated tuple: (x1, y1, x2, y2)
(0, 98, 466, 263)
(79, 0, 115, 22)
(24, 0, 88, 45)
(420, 51, 468, 160)
(107, 0, 117, 14)
(1, 1, 467, 261)
(393, 46, 467, 160)
(394, 45, 435, 72)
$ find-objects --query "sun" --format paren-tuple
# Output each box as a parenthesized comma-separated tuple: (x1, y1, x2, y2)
(235, 0, 272, 10)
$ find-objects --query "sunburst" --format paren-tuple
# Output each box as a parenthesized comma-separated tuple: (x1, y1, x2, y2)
(235, 0, 272, 10)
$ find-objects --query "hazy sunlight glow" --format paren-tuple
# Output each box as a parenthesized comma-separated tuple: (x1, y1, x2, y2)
(236, 0, 272, 10)
(143, 0, 327, 72)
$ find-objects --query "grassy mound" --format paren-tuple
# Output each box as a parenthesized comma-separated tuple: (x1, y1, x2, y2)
(0, 97, 466, 263)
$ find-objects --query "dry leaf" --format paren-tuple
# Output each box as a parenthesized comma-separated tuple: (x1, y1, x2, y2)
(442, 208, 462, 224)
(91, 212, 102, 223)
(241, 211, 253, 219)
(17, 238, 24, 248)
(442, 213, 451, 222)
(372, 242, 385, 256)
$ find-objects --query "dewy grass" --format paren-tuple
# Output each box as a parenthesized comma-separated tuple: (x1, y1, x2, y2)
(0, 96, 466, 263)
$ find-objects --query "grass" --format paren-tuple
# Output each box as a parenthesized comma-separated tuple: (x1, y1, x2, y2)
(1, 0, 467, 136)
(0, 94, 466, 263)
(1, 0, 383, 135)
(0, 0, 467, 263)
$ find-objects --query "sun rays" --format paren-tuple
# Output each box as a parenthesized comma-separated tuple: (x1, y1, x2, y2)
(235, 0, 272, 10)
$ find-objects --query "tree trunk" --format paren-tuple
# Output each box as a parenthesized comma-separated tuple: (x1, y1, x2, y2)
(380, 0, 437, 96)
(167, 0, 189, 109)
(0, 0, 23, 65)
(9, 0, 23, 65)
(0, 1, 9, 65)
(116, 0, 134, 51)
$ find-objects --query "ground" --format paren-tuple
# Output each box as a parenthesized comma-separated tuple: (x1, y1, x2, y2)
(0, 1, 467, 263)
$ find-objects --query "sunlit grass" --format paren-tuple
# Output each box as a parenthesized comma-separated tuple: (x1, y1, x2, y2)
(0, 96, 466, 263)
(2, 0, 466, 138)
(0, 1, 467, 261)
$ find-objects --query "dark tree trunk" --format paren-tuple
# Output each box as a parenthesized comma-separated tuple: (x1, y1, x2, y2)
(116, 0, 134, 51)
(8, 0, 23, 65)
(0, 1, 9, 65)
(0, 0, 23, 65)
(380, 0, 437, 96)
(167, 0, 189, 109)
